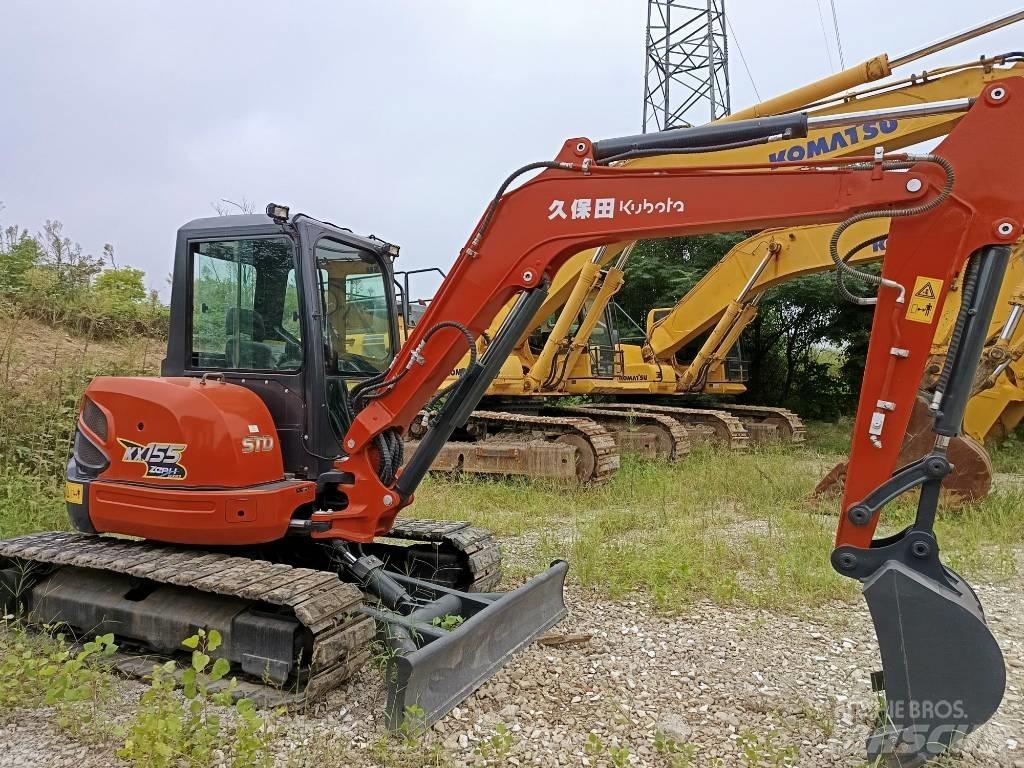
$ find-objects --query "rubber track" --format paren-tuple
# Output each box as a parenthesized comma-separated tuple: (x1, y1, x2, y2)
(387, 518, 502, 592)
(464, 410, 620, 483)
(552, 406, 691, 461)
(591, 403, 750, 451)
(715, 404, 806, 443)
(0, 531, 374, 704)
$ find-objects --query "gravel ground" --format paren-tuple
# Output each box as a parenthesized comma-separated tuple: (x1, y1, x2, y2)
(2, 567, 1021, 768)
(273, 578, 1024, 767)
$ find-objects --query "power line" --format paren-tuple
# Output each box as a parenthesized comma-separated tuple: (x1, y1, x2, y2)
(829, 0, 846, 69)
(814, 0, 837, 73)
(724, 10, 762, 102)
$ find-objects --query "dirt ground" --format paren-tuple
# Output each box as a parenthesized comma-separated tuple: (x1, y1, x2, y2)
(0, 312, 161, 384)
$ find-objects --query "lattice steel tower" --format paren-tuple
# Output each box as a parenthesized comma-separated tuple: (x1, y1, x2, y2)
(643, 0, 730, 132)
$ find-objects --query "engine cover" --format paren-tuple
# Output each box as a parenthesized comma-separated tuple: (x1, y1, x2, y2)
(82, 376, 284, 486)
(67, 376, 315, 545)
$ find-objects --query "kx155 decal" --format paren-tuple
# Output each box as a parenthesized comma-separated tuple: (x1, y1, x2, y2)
(118, 439, 187, 479)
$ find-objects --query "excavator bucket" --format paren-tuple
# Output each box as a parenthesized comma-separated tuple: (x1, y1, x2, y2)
(862, 559, 1005, 766)
(362, 560, 569, 729)
(815, 396, 993, 502)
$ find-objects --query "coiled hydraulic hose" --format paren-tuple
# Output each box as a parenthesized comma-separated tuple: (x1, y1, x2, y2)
(349, 319, 476, 483)
(351, 320, 476, 413)
(830, 154, 955, 305)
(833, 234, 890, 300)
(931, 255, 981, 413)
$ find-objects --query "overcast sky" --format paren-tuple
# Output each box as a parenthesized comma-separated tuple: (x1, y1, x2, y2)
(2, 0, 1022, 298)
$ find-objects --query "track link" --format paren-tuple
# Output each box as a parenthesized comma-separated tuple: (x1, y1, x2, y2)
(592, 403, 750, 451)
(0, 531, 374, 704)
(715, 404, 806, 443)
(407, 410, 620, 483)
(551, 405, 691, 461)
(384, 518, 502, 592)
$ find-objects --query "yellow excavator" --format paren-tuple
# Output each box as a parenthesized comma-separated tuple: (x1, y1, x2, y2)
(405, 44, 1024, 483)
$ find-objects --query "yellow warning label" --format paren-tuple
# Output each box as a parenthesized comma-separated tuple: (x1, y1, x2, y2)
(906, 276, 944, 324)
(64, 481, 83, 505)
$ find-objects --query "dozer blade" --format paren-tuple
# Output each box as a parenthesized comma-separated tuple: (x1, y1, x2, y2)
(363, 559, 568, 729)
(862, 560, 1005, 766)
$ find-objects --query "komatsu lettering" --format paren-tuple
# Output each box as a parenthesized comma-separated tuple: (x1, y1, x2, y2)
(768, 120, 899, 163)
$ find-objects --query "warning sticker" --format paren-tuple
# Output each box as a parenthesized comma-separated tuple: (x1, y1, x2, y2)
(906, 276, 944, 324)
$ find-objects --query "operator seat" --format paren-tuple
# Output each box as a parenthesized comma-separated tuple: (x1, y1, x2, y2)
(225, 307, 274, 369)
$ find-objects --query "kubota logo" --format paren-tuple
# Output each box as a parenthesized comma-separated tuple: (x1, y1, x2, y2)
(118, 439, 187, 480)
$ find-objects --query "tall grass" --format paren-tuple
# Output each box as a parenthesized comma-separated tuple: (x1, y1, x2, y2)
(0, 314, 1020, 614)
(412, 443, 1024, 612)
(0, 472, 66, 539)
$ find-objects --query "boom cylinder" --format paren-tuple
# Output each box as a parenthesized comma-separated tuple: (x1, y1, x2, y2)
(935, 246, 1012, 436)
(592, 113, 809, 162)
(396, 283, 550, 496)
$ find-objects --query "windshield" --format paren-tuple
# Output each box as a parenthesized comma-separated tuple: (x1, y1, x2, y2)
(190, 236, 303, 371)
(317, 238, 393, 376)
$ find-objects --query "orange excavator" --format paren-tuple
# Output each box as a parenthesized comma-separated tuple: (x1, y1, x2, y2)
(1, 81, 1022, 765)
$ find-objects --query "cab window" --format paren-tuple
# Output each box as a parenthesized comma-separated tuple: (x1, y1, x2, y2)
(190, 236, 304, 371)
(316, 238, 393, 376)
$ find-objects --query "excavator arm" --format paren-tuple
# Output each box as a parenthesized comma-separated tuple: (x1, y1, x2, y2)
(320, 80, 1024, 765)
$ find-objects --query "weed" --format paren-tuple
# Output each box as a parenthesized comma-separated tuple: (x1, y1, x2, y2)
(432, 613, 465, 631)
(118, 629, 277, 768)
(736, 729, 799, 767)
(608, 743, 631, 767)
(473, 723, 515, 766)
(284, 732, 356, 767)
(988, 430, 1024, 473)
(795, 698, 837, 740)
(654, 729, 698, 766)
(397, 703, 428, 746)
(803, 419, 854, 457)
(368, 733, 452, 768)
(585, 732, 606, 756)
(584, 732, 632, 767)
(0, 621, 117, 729)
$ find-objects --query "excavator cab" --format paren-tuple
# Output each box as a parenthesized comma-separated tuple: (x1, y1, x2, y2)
(163, 209, 400, 478)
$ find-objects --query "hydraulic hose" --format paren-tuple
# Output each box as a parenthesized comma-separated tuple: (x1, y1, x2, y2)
(830, 155, 955, 305)
(352, 320, 476, 413)
(834, 234, 890, 303)
(931, 255, 981, 412)
(470, 161, 576, 251)
(349, 319, 474, 483)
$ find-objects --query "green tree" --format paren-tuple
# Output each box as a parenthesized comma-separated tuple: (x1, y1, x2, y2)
(0, 226, 41, 294)
(618, 233, 747, 324)
(94, 267, 148, 307)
